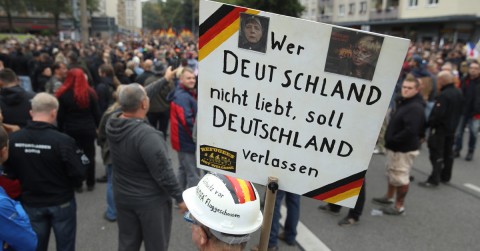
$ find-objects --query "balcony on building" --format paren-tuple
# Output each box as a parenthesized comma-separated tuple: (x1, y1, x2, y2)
(319, 13, 333, 23)
(370, 5, 398, 20)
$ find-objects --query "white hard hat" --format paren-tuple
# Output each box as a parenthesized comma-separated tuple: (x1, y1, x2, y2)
(183, 173, 263, 235)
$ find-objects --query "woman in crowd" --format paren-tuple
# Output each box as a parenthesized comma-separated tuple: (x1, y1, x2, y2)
(55, 68, 101, 192)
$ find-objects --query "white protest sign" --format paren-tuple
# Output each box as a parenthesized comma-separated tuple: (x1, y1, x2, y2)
(197, 0, 409, 208)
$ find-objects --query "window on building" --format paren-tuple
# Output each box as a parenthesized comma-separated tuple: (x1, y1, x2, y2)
(320, 6, 325, 15)
(360, 1, 367, 14)
(349, 3, 355, 15)
(408, 0, 418, 7)
(387, 0, 399, 7)
(339, 4, 345, 16)
(372, 0, 382, 10)
(325, 6, 333, 15)
(427, 0, 439, 5)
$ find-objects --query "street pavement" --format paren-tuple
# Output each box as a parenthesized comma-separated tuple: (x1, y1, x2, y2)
(48, 132, 479, 251)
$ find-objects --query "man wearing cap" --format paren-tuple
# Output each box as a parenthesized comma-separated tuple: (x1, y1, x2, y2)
(239, 14, 267, 53)
(183, 173, 263, 251)
(106, 83, 187, 251)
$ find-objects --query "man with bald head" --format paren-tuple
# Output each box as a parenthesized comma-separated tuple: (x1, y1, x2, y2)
(135, 59, 155, 85)
(419, 71, 463, 188)
(4, 93, 88, 251)
(106, 84, 187, 251)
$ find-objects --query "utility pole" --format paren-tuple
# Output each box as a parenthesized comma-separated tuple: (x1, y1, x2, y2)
(191, 0, 195, 34)
(80, 0, 88, 45)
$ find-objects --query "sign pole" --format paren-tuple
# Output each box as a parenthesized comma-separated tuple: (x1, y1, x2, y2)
(258, 176, 278, 251)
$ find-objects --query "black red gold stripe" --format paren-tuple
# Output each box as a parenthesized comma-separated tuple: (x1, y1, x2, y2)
(199, 6, 248, 49)
(217, 174, 256, 204)
(199, 5, 236, 37)
(303, 170, 366, 203)
(199, 4, 260, 61)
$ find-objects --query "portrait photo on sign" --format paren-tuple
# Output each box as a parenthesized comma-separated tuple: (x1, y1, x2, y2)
(238, 13, 270, 53)
(324, 28, 384, 81)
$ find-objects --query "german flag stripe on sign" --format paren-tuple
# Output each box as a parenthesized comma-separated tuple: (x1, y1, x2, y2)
(199, 4, 260, 61)
(303, 170, 366, 203)
(199, 5, 237, 40)
(217, 174, 256, 204)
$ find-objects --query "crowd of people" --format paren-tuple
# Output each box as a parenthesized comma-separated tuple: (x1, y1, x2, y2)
(0, 32, 478, 251)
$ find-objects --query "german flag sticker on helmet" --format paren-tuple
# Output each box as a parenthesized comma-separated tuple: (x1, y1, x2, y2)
(214, 173, 257, 204)
(200, 145, 237, 173)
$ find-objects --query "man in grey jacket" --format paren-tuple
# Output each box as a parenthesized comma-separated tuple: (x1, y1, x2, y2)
(106, 83, 187, 251)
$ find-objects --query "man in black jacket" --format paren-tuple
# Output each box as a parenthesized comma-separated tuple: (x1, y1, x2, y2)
(372, 74, 426, 215)
(453, 61, 480, 161)
(0, 68, 35, 128)
(3, 93, 88, 251)
(420, 71, 463, 187)
(134, 59, 155, 86)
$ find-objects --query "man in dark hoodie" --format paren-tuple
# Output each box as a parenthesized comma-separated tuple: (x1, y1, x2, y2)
(420, 71, 463, 188)
(106, 83, 187, 251)
(372, 74, 426, 215)
(0, 68, 35, 128)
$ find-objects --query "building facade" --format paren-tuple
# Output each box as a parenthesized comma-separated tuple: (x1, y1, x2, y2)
(101, 0, 142, 34)
(300, 0, 480, 43)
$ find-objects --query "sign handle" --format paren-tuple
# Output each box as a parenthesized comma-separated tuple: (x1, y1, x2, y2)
(258, 176, 278, 251)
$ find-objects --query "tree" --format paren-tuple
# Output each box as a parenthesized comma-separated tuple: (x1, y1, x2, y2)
(143, 1, 164, 30)
(25, 0, 70, 33)
(183, 0, 199, 33)
(25, 0, 98, 33)
(86, 0, 99, 13)
(143, 0, 195, 31)
(163, 0, 186, 29)
(229, 0, 305, 18)
(0, 0, 28, 32)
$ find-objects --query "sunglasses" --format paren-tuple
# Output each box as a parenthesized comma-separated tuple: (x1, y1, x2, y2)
(184, 211, 198, 225)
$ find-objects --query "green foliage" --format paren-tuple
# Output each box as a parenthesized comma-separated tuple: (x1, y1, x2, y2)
(0, 33, 33, 42)
(0, 0, 26, 11)
(143, 1, 164, 30)
(87, 0, 99, 12)
(39, 29, 53, 36)
(215, 0, 237, 4)
(0, 0, 98, 33)
(232, 0, 305, 17)
(143, 0, 198, 31)
(0, 0, 28, 32)
(25, 0, 70, 16)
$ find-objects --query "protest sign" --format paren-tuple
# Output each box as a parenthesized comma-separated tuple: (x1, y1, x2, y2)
(197, 0, 409, 208)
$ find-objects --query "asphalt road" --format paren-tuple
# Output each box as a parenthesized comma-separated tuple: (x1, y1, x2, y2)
(47, 132, 479, 251)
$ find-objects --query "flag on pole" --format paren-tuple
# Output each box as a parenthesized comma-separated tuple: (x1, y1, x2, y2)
(466, 41, 479, 59)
